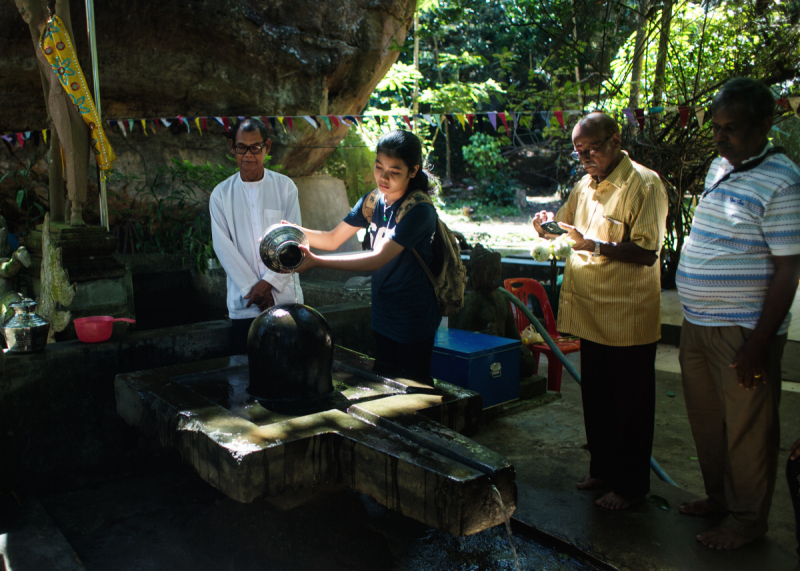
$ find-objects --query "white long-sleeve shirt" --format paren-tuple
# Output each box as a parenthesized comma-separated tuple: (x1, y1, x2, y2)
(210, 170, 304, 319)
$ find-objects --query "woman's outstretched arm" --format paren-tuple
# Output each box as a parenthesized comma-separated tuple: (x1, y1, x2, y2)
(282, 220, 360, 251)
(294, 235, 403, 273)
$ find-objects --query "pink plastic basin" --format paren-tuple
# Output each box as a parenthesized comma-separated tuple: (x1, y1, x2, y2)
(73, 316, 136, 343)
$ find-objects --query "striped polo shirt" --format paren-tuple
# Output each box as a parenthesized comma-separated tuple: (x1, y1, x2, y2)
(555, 152, 668, 346)
(676, 143, 800, 333)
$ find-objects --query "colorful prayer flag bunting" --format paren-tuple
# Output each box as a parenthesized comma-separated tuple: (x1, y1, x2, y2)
(487, 112, 498, 131)
(622, 108, 636, 127)
(695, 108, 705, 128)
(498, 112, 508, 133)
(554, 110, 565, 130)
(634, 108, 645, 132)
(678, 106, 690, 129)
(789, 97, 800, 117)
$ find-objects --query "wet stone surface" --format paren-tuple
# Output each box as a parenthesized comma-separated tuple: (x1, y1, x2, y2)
(115, 347, 516, 536)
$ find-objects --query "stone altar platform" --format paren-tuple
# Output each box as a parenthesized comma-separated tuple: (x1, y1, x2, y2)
(115, 347, 516, 537)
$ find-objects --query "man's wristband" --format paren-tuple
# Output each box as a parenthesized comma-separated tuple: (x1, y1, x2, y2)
(592, 240, 601, 257)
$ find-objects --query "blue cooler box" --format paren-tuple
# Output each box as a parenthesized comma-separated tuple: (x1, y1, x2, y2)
(430, 328, 520, 409)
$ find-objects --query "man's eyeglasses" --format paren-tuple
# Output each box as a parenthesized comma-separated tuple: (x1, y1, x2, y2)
(570, 134, 613, 161)
(232, 141, 268, 155)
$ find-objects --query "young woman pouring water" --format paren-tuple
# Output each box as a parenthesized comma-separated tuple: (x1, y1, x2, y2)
(285, 130, 441, 381)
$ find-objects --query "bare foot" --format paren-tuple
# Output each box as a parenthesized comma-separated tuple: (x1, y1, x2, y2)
(577, 475, 608, 490)
(679, 498, 725, 516)
(69, 212, 87, 227)
(697, 526, 756, 550)
(595, 491, 642, 510)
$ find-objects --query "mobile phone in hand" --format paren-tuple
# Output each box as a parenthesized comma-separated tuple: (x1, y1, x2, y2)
(541, 221, 567, 235)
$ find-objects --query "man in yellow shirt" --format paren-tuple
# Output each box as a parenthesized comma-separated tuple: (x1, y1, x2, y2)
(533, 112, 668, 509)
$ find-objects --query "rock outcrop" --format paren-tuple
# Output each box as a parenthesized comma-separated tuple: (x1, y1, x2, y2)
(0, 0, 415, 175)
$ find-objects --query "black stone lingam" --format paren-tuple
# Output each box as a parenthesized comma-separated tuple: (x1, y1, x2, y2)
(247, 304, 334, 401)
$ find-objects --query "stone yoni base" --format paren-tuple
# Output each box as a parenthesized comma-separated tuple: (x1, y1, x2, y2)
(115, 347, 516, 536)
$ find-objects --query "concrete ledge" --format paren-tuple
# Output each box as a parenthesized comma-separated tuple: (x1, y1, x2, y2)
(0, 299, 376, 492)
(0, 321, 236, 490)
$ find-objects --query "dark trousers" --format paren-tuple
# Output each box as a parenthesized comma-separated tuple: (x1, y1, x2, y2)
(231, 317, 256, 355)
(788, 456, 800, 557)
(580, 339, 657, 498)
(373, 330, 435, 384)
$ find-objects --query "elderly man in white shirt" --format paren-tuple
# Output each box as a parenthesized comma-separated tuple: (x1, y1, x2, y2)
(210, 118, 303, 351)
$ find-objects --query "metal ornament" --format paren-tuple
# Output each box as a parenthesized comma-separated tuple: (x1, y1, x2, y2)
(2, 299, 51, 353)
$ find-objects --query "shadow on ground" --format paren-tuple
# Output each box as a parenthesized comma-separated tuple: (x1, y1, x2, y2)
(472, 349, 799, 571)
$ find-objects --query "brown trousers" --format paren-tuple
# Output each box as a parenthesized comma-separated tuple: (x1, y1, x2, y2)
(679, 319, 786, 538)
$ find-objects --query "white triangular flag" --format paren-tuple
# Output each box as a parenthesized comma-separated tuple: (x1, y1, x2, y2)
(789, 97, 800, 118)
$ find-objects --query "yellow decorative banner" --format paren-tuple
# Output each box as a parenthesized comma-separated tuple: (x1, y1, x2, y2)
(39, 15, 116, 172)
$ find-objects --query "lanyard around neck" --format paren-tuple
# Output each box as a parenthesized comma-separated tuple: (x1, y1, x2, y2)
(701, 147, 784, 199)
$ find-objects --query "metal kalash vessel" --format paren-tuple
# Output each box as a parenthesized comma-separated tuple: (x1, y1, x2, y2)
(248, 224, 333, 403)
(2, 299, 50, 353)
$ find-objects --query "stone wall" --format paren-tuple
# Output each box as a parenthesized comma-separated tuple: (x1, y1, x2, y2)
(0, 0, 415, 176)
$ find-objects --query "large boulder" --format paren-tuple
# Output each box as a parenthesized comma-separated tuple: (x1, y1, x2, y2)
(0, 0, 415, 176)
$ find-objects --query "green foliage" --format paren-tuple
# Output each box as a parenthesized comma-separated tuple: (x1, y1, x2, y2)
(0, 162, 47, 234)
(110, 158, 238, 272)
(462, 133, 508, 181)
(439, 199, 520, 219)
(322, 129, 376, 206)
(462, 133, 519, 206)
(480, 170, 521, 207)
(605, 4, 765, 108)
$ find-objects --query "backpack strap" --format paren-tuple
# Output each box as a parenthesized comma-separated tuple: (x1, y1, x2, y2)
(412, 245, 438, 290)
(361, 189, 382, 224)
(396, 190, 438, 288)
(396, 190, 433, 223)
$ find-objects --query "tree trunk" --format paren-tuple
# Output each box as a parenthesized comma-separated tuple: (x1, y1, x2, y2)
(433, 33, 451, 183)
(651, 0, 673, 118)
(571, 0, 582, 108)
(628, 0, 651, 109)
(413, 13, 419, 125)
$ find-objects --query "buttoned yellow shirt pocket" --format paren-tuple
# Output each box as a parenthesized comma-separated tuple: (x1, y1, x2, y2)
(554, 153, 668, 346)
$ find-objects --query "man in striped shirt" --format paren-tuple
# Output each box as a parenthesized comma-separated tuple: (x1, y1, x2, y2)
(676, 78, 800, 550)
(533, 112, 668, 510)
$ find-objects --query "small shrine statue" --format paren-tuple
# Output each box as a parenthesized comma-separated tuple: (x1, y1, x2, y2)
(450, 244, 536, 378)
(37, 213, 76, 342)
(14, 0, 115, 226)
(0, 216, 32, 324)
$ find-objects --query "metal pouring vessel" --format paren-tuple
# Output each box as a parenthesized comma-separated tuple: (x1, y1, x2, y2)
(2, 299, 50, 353)
(259, 223, 309, 273)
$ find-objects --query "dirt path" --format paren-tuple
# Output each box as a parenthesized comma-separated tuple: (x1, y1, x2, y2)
(439, 194, 564, 251)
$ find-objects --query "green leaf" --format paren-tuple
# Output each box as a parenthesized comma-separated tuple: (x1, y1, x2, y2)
(16, 189, 25, 209)
(649, 495, 670, 511)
